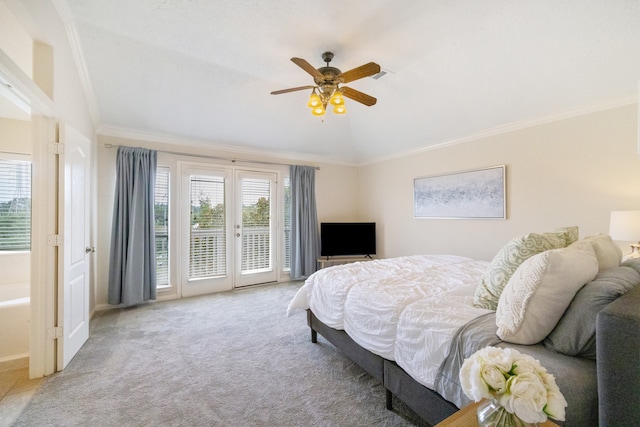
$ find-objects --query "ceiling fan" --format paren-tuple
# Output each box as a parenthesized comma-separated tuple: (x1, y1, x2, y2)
(271, 52, 381, 116)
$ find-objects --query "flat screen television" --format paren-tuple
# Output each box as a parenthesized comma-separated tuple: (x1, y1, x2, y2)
(320, 222, 376, 258)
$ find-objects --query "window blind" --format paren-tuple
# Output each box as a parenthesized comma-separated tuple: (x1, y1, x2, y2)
(0, 159, 31, 251)
(283, 176, 291, 270)
(189, 175, 226, 279)
(155, 167, 170, 287)
(241, 178, 271, 272)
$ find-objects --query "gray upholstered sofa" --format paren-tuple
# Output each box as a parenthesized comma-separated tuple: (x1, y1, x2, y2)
(596, 274, 640, 426)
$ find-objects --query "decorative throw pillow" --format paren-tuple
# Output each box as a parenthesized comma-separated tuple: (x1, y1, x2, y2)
(557, 225, 579, 246)
(569, 234, 622, 270)
(473, 227, 577, 310)
(543, 265, 640, 358)
(495, 244, 598, 345)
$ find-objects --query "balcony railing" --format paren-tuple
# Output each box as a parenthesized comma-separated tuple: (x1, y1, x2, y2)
(242, 226, 271, 272)
(190, 228, 227, 279)
(158, 226, 275, 284)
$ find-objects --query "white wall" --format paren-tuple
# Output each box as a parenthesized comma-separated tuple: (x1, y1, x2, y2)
(0, 117, 30, 154)
(0, 1, 32, 78)
(358, 104, 640, 261)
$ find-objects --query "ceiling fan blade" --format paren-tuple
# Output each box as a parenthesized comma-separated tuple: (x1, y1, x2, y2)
(270, 85, 315, 95)
(291, 57, 326, 81)
(341, 86, 377, 106)
(338, 62, 381, 83)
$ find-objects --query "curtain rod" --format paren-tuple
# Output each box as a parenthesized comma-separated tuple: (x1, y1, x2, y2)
(103, 143, 320, 170)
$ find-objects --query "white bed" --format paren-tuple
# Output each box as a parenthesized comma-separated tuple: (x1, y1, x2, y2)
(287, 254, 492, 388)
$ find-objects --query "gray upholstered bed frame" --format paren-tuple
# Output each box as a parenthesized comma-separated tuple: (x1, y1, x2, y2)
(306, 283, 640, 426)
(307, 310, 458, 425)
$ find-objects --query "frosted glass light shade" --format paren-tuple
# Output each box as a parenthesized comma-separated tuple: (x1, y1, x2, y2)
(311, 105, 325, 116)
(609, 210, 640, 242)
(307, 92, 321, 108)
(330, 90, 345, 106)
(333, 104, 346, 114)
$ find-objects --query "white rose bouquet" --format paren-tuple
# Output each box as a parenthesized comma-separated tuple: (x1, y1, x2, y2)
(459, 346, 568, 424)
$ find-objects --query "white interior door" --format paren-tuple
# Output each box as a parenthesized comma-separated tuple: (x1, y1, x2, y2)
(180, 164, 233, 297)
(57, 123, 90, 370)
(234, 171, 277, 287)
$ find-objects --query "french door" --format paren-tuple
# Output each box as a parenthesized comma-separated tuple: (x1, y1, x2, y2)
(180, 164, 277, 297)
(234, 170, 277, 287)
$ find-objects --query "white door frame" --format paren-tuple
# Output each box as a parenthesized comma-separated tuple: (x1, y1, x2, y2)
(177, 161, 283, 296)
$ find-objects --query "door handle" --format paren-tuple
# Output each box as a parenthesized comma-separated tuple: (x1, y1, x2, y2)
(85, 246, 95, 253)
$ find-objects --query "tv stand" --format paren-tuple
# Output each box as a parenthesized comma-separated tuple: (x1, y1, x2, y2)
(317, 256, 375, 270)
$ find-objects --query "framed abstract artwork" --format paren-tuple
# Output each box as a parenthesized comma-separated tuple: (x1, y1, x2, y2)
(413, 165, 506, 219)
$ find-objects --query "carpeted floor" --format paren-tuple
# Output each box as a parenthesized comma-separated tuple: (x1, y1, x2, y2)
(12, 282, 427, 426)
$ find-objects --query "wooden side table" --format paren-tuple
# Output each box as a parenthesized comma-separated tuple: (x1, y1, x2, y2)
(434, 401, 559, 427)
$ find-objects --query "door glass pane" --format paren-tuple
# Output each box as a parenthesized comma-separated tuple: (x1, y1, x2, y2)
(189, 175, 226, 279)
(154, 167, 169, 287)
(241, 178, 271, 273)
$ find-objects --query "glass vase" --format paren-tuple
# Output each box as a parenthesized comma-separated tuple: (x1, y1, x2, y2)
(476, 399, 538, 427)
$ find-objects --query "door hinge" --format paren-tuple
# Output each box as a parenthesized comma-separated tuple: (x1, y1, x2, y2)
(47, 326, 64, 340)
(48, 234, 63, 246)
(49, 142, 64, 155)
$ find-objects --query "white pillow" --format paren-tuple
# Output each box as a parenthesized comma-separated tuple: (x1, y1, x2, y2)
(496, 244, 599, 345)
(569, 234, 622, 270)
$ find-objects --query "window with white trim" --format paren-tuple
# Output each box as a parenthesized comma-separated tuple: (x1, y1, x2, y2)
(283, 176, 291, 270)
(0, 159, 31, 251)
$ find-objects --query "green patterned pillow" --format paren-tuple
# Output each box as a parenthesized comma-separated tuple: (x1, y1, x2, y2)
(473, 227, 578, 310)
(557, 225, 579, 246)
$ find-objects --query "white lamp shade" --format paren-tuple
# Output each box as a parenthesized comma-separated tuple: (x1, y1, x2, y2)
(609, 211, 640, 242)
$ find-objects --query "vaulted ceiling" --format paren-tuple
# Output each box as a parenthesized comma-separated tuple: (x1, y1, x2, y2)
(61, 0, 640, 164)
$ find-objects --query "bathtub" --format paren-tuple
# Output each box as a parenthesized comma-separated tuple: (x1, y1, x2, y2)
(0, 281, 30, 362)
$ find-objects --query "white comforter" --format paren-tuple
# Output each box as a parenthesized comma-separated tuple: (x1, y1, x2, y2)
(287, 254, 492, 388)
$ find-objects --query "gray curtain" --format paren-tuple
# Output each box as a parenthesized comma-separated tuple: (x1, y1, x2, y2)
(108, 147, 158, 306)
(290, 165, 319, 279)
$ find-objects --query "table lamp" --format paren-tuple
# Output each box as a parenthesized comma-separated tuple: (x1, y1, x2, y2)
(609, 210, 640, 260)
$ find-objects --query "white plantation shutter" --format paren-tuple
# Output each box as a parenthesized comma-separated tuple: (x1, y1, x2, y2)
(241, 178, 271, 273)
(155, 167, 169, 287)
(189, 175, 226, 278)
(0, 159, 31, 251)
(283, 176, 291, 270)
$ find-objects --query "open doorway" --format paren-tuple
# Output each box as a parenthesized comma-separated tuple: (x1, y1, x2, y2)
(1, 50, 58, 379)
(0, 95, 32, 366)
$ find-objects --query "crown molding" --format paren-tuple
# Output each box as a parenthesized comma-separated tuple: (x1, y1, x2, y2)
(52, 0, 101, 128)
(96, 125, 359, 167)
(362, 96, 638, 167)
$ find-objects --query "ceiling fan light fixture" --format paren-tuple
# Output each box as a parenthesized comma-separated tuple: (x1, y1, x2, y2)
(329, 89, 345, 106)
(307, 90, 321, 108)
(271, 53, 379, 115)
(333, 104, 347, 115)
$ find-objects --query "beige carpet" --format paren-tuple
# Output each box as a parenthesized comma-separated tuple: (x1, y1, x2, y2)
(13, 282, 426, 426)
